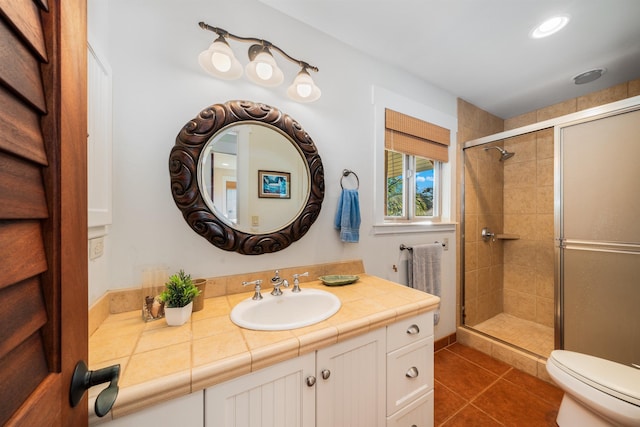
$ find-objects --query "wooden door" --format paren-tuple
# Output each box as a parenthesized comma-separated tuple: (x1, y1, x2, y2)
(0, 0, 88, 425)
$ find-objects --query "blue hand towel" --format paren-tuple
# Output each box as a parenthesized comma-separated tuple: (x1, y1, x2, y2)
(334, 189, 361, 243)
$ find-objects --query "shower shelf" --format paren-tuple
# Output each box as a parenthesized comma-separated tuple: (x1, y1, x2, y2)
(495, 234, 519, 240)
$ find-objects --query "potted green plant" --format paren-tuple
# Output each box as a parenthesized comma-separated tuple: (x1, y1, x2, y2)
(160, 270, 201, 326)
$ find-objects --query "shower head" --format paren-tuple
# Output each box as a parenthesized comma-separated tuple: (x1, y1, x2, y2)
(484, 146, 515, 161)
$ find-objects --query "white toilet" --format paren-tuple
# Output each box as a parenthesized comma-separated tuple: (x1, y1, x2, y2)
(546, 350, 640, 426)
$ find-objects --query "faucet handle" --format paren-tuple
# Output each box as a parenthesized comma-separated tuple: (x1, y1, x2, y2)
(291, 272, 309, 293)
(242, 279, 263, 300)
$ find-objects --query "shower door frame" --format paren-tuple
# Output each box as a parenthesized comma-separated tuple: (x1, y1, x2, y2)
(460, 95, 640, 350)
(554, 102, 640, 361)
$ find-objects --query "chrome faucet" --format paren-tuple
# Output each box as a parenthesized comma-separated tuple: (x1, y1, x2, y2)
(242, 279, 263, 300)
(291, 272, 309, 293)
(270, 279, 290, 296)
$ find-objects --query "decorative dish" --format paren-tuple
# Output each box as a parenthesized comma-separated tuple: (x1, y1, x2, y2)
(318, 275, 360, 286)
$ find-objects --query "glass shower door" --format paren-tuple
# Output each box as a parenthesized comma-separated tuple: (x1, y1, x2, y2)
(558, 107, 640, 366)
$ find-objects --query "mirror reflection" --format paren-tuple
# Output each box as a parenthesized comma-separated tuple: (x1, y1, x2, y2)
(199, 123, 309, 234)
(169, 100, 324, 255)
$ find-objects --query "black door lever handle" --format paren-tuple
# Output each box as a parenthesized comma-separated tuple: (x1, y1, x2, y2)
(70, 360, 120, 417)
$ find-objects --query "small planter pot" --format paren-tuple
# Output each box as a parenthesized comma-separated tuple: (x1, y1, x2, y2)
(192, 279, 207, 312)
(164, 302, 193, 326)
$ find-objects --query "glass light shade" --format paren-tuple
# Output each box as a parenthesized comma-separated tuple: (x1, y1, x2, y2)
(287, 69, 321, 103)
(198, 38, 243, 80)
(245, 49, 284, 87)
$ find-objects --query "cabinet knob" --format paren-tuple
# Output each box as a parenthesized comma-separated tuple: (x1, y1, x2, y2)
(321, 369, 331, 380)
(406, 324, 420, 335)
(405, 366, 419, 378)
(305, 376, 316, 387)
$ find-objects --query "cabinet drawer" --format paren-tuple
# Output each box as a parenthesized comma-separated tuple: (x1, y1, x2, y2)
(386, 337, 434, 415)
(386, 390, 434, 427)
(387, 312, 433, 352)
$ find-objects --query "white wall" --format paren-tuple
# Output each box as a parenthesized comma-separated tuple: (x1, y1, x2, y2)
(89, 0, 458, 339)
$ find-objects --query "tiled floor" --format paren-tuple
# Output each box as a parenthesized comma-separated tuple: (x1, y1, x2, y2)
(473, 313, 554, 357)
(435, 343, 564, 426)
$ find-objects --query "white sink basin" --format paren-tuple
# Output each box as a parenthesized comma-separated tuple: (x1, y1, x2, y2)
(230, 289, 341, 331)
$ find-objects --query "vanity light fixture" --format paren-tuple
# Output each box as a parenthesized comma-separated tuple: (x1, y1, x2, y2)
(198, 22, 321, 102)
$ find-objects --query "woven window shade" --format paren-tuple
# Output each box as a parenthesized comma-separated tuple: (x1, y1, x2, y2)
(385, 109, 450, 162)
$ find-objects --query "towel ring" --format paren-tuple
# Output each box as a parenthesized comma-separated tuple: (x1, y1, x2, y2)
(340, 169, 359, 189)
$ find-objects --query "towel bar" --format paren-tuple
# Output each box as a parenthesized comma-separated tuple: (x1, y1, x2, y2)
(340, 169, 359, 189)
(399, 242, 444, 251)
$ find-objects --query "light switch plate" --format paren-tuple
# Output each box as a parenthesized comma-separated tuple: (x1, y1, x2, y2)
(89, 236, 104, 260)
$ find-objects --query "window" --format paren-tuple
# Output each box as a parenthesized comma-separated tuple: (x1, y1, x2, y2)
(384, 109, 449, 222)
(385, 151, 438, 219)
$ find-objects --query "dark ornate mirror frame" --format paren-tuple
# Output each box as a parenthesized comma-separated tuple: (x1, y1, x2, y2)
(169, 100, 325, 255)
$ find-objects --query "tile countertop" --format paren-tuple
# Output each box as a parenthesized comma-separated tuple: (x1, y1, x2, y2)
(88, 274, 440, 423)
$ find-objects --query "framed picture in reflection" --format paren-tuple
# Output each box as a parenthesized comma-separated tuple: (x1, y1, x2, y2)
(258, 170, 290, 199)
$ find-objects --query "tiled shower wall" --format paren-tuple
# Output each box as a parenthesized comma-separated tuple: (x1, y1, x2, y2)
(502, 129, 554, 327)
(463, 130, 554, 328)
(458, 100, 504, 327)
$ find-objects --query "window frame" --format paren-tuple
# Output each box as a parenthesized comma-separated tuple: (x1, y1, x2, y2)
(372, 86, 457, 235)
(384, 151, 441, 222)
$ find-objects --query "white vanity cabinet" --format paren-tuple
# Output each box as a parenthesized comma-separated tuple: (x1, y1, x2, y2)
(97, 311, 435, 426)
(386, 312, 435, 427)
(205, 328, 386, 427)
(204, 316, 433, 426)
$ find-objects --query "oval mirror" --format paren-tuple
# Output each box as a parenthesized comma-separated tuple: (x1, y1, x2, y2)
(169, 100, 324, 255)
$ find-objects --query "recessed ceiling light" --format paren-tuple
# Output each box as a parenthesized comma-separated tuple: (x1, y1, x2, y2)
(573, 68, 607, 85)
(531, 15, 570, 39)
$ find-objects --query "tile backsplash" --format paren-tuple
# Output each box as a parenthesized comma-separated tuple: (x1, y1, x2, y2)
(89, 259, 365, 336)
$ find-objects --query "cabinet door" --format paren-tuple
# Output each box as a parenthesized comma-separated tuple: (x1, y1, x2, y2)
(316, 328, 386, 427)
(87, 41, 113, 229)
(205, 353, 315, 427)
